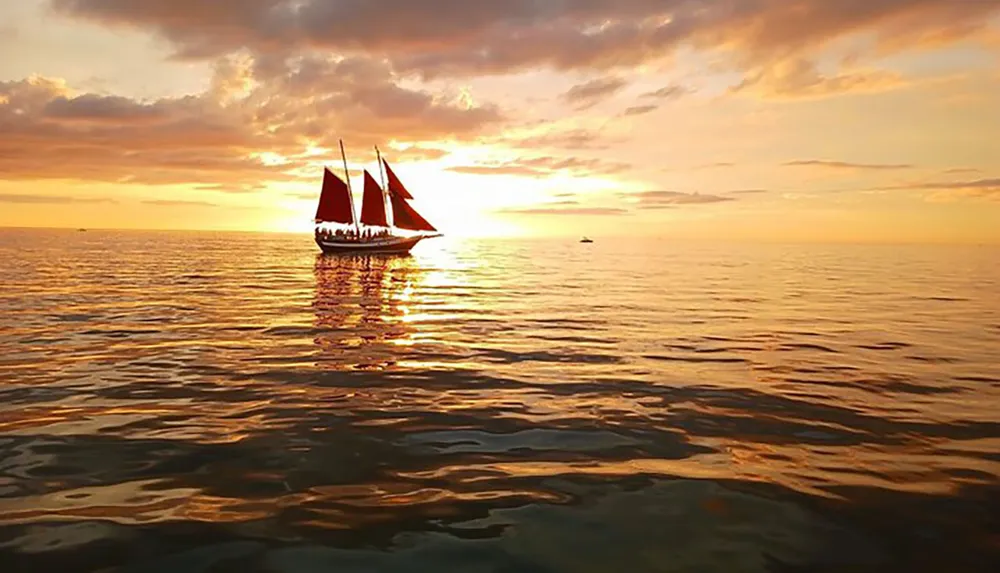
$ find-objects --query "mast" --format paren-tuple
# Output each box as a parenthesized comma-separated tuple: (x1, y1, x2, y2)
(339, 139, 361, 235)
(375, 145, 393, 231)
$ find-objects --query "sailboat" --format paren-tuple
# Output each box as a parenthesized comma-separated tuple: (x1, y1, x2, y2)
(314, 140, 441, 254)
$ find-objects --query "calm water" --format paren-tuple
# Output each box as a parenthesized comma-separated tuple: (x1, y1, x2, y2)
(0, 229, 997, 573)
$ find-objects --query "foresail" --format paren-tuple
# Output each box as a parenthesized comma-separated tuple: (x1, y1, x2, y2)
(360, 170, 388, 227)
(315, 167, 355, 225)
(381, 159, 414, 199)
(388, 192, 437, 232)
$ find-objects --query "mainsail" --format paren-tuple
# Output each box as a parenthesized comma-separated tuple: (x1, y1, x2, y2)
(315, 167, 355, 225)
(360, 170, 388, 227)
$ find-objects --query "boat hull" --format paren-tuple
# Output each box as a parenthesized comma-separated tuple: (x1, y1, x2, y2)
(315, 234, 434, 255)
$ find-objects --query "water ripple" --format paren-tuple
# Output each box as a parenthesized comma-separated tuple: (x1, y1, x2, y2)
(0, 230, 997, 572)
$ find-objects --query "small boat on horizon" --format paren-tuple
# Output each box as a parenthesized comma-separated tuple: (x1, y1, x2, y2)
(580, 237, 593, 243)
(313, 140, 441, 255)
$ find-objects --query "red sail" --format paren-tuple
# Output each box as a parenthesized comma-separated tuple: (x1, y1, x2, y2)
(315, 168, 355, 225)
(389, 192, 437, 232)
(381, 159, 414, 199)
(360, 170, 388, 227)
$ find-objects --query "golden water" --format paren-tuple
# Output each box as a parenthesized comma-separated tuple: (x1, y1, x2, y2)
(0, 229, 997, 572)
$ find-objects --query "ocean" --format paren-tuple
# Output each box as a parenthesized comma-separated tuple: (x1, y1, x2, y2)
(0, 228, 997, 572)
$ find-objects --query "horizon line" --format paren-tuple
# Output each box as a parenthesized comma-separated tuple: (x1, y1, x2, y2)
(1, 225, 997, 247)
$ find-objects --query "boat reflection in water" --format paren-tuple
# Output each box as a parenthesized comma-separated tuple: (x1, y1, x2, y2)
(312, 252, 423, 372)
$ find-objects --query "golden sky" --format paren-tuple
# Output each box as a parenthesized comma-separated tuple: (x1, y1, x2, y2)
(0, 0, 998, 242)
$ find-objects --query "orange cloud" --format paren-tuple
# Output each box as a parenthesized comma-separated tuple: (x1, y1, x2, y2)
(0, 57, 503, 186)
(731, 59, 907, 99)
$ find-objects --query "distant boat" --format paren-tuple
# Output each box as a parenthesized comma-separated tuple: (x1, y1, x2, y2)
(580, 237, 593, 243)
(313, 140, 441, 255)
(77, 228, 87, 232)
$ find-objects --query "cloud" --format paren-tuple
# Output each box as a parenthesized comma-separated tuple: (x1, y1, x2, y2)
(0, 57, 503, 186)
(43, 94, 171, 124)
(382, 145, 450, 162)
(905, 178, 1000, 190)
(640, 84, 691, 99)
(666, 162, 737, 172)
(142, 199, 224, 207)
(50, 0, 1000, 85)
(883, 177, 1000, 202)
(190, 183, 268, 194)
(621, 104, 658, 117)
(628, 190, 736, 208)
(0, 193, 115, 204)
(448, 156, 630, 178)
(727, 189, 768, 195)
(505, 129, 616, 151)
(499, 206, 630, 216)
(562, 77, 628, 109)
(784, 160, 915, 171)
(731, 58, 907, 99)
(621, 83, 690, 115)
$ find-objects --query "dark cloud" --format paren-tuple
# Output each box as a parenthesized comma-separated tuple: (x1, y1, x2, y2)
(43, 94, 172, 124)
(562, 77, 628, 109)
(0, 193, 116, 204)
(622, 104, 658, 116)
(784, 159, 915, 171)
(448, 156, 630, 178)
(50, 0, 1000, 84)
(640, 84, 691, 99)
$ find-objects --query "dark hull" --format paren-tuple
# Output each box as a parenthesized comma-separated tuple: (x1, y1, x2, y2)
(315, 234, 434, 255)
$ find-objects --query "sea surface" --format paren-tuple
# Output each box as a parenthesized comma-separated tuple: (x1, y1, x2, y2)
(0, 229, 997, 573)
